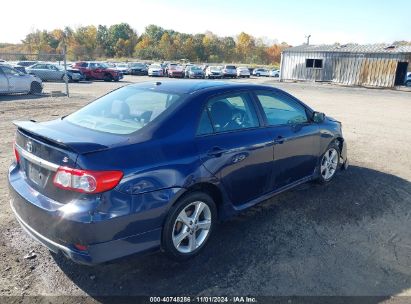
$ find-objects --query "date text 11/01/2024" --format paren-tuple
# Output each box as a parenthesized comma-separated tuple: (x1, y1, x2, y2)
(149, 296, 257, 303)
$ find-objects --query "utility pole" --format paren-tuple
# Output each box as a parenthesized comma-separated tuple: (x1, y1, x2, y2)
(63, 44, 69, 97)
(305, 34, 311, 45)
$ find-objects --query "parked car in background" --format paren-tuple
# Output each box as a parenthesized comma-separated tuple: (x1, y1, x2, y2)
(237, 67, 250, 78)
(253, 68, 270, 77)
(3, 63, 27, 74)
(16, 61, 38, 67)
(128, 62, 148, 76)
(222, 65, 237, 78)
(164, 63, 177, 75)
(73, 62, 123, 82)
(0, 64, 42, 94)
(186, 66, 205, 79)
(8, 80, 348, 264)
(167, 64, 184, 78)
(26, 63, 66, 81)
(269, 69, 280, 77)
(27, 63, 83, 82)
(148, 64, 164, 77)
(205, 66, 222, 79)
(405, 72, 411, 87)
(184, 64, 194, 78)
(114, 63, 129, 75)
(59, 65, 85, 82)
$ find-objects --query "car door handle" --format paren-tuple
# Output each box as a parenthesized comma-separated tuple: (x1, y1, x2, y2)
(273, 136, 287, 144)
(207, 147, 227, 157)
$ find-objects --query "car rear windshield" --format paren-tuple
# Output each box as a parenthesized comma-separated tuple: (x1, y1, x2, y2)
(226, 65, 236, 69)
(65, 87, 182, 135)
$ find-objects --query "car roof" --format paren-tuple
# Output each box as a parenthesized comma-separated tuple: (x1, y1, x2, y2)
(128, 80, 274, 94)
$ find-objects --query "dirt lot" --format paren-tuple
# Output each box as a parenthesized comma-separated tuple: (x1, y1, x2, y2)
(0, 76, 411, 300)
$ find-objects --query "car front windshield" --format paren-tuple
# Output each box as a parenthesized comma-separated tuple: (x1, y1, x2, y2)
(65, 87, 182, 135)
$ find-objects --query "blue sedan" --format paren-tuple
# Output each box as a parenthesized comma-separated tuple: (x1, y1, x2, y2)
(8, 81, 348, 264)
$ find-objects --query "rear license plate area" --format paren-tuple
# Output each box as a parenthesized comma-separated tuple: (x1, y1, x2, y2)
(27, 163, 48, 188)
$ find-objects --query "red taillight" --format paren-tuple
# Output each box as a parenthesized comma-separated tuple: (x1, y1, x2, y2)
(14, 142, 20, 163)
(73, 244, 88, 251)
(53, 167, 123, 193)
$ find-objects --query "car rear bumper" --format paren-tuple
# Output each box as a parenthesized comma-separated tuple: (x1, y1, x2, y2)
(130, 70, 148, 75)
(10, 200, 161, 265)
(189, 75, 205, 78)
(8, 163, 180, 264)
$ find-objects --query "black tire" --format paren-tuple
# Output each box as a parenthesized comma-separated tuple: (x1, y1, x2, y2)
(405, 81, 411, 87)
(103, 74, 113, 82)
(162, 191, 217, 261)
(29, 82, 42, 94)
(317, 141, 340, 184)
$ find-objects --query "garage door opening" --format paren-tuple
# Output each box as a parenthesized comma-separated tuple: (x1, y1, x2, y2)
(394, 62, 408, 86)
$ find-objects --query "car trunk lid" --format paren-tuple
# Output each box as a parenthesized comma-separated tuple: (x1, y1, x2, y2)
(14, 120, 129, 203)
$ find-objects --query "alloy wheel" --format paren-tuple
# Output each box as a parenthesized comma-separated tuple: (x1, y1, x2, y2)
(320, 148, 338, 180)
(172, 201, 212, 253)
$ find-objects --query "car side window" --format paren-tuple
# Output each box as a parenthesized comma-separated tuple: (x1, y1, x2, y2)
(197, 109, 213, 135)
(202, 93, 259, 134)
(256, 91, 308, 126)
(2, 66, 20, 76)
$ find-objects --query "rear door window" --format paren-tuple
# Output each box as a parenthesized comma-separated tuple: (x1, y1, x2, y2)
(198, 93, 259, 134)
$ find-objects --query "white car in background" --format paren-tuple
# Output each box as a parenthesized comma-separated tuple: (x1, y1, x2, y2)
(237, 67, 250, 78)
(0, 64, 43, 94)
(114, 63, 129, 75)
(405, 72, 411, 87)
(269, 69, 280, 77)
(253, 68, 269, 77)
(148, 64, 164, 77)
(205, 66, 223, 79)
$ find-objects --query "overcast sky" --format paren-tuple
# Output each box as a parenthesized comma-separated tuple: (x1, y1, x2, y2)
(1, 0, 409, 45)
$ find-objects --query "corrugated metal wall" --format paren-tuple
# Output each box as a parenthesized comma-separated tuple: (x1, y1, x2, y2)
(280, 51, 411, 87)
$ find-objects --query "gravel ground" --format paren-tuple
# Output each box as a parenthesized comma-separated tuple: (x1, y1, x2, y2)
(0, 76, 411, 301)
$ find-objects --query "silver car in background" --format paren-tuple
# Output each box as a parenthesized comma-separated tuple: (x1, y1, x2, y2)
(253, 68, 270, 77)
(148, 64, 164, 77)
(221, 65, 237, 78)
(27, 63, 82, 82)
(237, 67, 250, 78)
(0, 64, 43, 94)
(269, 69, 280, 77)
(205, 66, 223, 79)
(26, 63, 63, 81)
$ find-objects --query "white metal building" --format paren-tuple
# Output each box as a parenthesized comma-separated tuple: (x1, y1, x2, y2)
(280, 44, 411, 88)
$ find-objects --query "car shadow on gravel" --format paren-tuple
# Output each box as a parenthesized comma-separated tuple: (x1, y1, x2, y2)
(53, 165, 411, 298)
(0, 94, 47, 102)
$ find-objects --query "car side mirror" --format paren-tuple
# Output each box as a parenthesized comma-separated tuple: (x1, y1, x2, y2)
(312, 111, 325, 123)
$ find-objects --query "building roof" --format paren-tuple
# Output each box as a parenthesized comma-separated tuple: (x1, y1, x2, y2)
(283, 44, 411, 54)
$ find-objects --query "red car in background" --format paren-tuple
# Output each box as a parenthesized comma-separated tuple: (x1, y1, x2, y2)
(73, 62, 123, 82)
(166, 64, 184, 78)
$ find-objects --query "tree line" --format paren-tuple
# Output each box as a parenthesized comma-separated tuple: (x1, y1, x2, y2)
(4, 23, 291, 65)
